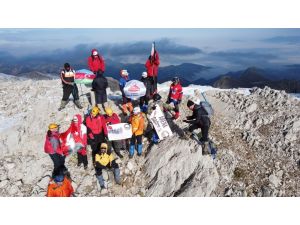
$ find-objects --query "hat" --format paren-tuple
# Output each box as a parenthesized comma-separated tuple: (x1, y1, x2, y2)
(91, 106, 100, 117)
(120, 69, 129, 77)
(72, 116, 78, 122)
(100, 143, 108, 149)
(92, 51, 98, 56)
(48, 123, 58, 130)
(105, 107, 113, 117)
(187, 100, 195, 108)
(64, 63, 70, 69)
(54, 175, 64, 183)
(172, 76, 180, 83)
(153, 93, 162, 101)
(141, 72, 147, 78)
(133, 107, 141, 115)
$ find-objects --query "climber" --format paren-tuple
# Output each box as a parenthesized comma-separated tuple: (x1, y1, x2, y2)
(147, 93, 163, 144)
(91, 71, 108, 112)
(183, 100, 211, 152)
(46, 167, 74, 197)
(145, 48, 160, 97)
(58, 63, 83, 111)
(128, 107, 145, 158)
(88, 49, 105, 76)
(44, 123, 68, 177)
(139, 71, 152, 113)
(85, 106, 108, 164)
(95, 143, 121, 189)
(104, 107, 124, 159)
(119, 69, 133, 116)
(62, 114, 88, 169)
(164, 77, 183, 120)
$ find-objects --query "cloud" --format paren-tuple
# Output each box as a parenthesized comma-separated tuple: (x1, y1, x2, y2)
(263, 36, 300, 44)
(209, 51, 278, 65)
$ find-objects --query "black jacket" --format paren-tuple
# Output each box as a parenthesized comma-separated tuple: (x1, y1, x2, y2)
(92, 75, 108, 93)
(141, 77, 152, 98)
(186, 104, 211, 127)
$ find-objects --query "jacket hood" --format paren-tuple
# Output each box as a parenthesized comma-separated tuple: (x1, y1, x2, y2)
(74, 114, 82, 125)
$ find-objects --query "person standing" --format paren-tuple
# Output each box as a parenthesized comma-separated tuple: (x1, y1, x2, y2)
(145, 44, 160, 97)
(164, 77, 183, 120)
(104, 107, 124, 159)
(62, 114, 88, 169)
(129, 107, 145, 158)
(58, 63, 83, 111)
(88, 49, 105, 76)
(139, 71, 151, 113)
(119, 69, 133, 116)
(91, 72, 108, 112)
(44, 123, 68, 177)
(85, 106, 108, 164)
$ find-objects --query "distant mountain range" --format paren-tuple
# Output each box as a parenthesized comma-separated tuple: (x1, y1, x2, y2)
(1, 61, 300, 93)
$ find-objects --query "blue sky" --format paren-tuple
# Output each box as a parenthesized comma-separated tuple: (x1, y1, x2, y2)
(0, 28, 300, 73)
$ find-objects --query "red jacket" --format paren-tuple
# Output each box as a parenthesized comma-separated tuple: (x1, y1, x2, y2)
(169, 83, 183, 101)
(85, 115, 108, 139)
(44, 131, 64, 155)
(145, 51, 160, 77)
(104, 113, 121, 125)
(60, 114, 87, 156)
(88, 49, 105, 73)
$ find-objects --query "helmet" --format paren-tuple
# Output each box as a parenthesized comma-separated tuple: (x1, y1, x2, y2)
(91, 106, 100, 117)
(120, 69, 129, 77)
(105, 108, 113, 117)
(153, 93, 162, 101)
(172, 77, 180, 83)
(48, 123, 58, 130)
(141, 72, 147, 78)
(133, 107, 141, 115)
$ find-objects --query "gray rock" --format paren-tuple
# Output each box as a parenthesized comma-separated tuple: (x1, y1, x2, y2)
(0, 180, 9, 189)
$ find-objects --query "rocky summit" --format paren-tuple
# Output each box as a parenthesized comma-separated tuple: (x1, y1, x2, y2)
(0, 74, 299, 197)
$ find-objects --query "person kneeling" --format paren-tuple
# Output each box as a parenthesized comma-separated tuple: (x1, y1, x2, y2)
(95, 143, 121, 189)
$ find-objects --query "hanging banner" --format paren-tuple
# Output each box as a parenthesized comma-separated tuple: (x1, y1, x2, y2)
(149, 105, 173, 140)
(124, 80, 146, 100)
(107, 123, 133, 141)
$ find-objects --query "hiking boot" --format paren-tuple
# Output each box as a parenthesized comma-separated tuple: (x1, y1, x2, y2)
(84, 165, 88, 170)
(58, 100, 68, 111)
(74, 100, 83, 109)
(202, 142, 209, 155)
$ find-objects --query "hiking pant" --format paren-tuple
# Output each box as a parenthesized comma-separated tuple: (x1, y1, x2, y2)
(49, 153, 66, 177)
(95, 160, 119, 176)
(77, 152, 88, 167)
(140, 96, 149, 107)
(189, 124, 210, 142)
(95, 91, 107, 104)
(62, 84, 79, 101)
(111, 140, 122, 156)
(150, 76, 158, 96)
(130, 134, 143, 145)
(89, 133, 105, 163)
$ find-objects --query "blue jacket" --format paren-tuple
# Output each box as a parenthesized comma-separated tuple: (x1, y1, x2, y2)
(119, 76, 130, 97)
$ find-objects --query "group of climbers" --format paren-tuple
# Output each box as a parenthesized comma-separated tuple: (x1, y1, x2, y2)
(45, 45, 211, 197)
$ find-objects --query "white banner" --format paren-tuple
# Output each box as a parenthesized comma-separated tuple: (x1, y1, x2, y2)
(149, 105, 173, 140)
(107, 123, 133, 141)
(124, 80, 146, 100)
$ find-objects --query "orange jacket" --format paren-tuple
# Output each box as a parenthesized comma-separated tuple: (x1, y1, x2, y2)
(46, 177, 74, 197)
(130, 113, 145, 136)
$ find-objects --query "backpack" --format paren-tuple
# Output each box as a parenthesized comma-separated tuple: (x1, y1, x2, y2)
(199, 101, 214, 117)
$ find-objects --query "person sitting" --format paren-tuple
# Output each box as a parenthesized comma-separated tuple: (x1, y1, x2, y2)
(119, 69, 133, 116)
(95, 143, 121, 189)
(46, 167, 74, 197)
